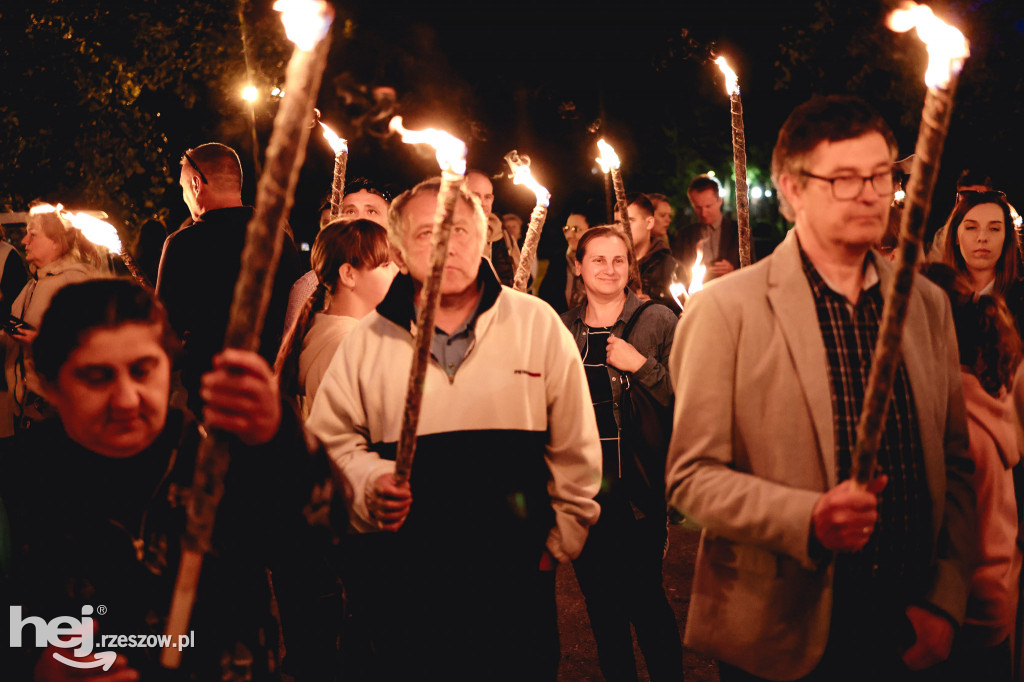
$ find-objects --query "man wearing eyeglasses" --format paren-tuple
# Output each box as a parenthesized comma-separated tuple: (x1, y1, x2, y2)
(666, 95, 974, 680)
(157, 142, 300, 414)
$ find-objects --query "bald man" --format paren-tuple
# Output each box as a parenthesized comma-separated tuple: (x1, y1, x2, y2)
(157, 142, 300, 413)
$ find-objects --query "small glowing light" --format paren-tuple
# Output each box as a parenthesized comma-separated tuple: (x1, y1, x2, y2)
(274, 0, 333, 52)
(765, 189, 773, 198)
(750, 186, 763, 200)
(271, 87, 285, 98)
(719, 187, 728, 199)
(894, 189, 906, 202)
(388, 116, 467, 175)
(714, 56, 740, 96)
(242, 85, 258, 102)
(706, 170, 716, 178)
(595, 139, 621, 173)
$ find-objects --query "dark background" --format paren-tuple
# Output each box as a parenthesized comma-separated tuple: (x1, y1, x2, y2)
(2, 0, 1021, 258)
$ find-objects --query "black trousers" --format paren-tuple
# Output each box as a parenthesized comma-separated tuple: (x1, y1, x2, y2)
(342, 531, 559, 682)
(572, 493, 684, 682)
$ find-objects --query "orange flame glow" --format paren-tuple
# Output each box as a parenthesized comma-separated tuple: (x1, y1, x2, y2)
(504, 151, 551, 208)
(669, 281, 686, 309)
(595, 139, 620, 173)
(888, 2, 969, 89)
(320, 122, 348, 155)
(714, 56, 740, 96)
(689, 247, 706, 295)
(389, 116, 467, 175)
(29, 203, 63, 216)
(65, 212, 122, 252)
(273, 0, 332, 52)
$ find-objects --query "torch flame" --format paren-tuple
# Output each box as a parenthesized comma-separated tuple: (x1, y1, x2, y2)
(320, 122, 348, 155)
(887, 2, 969, 89)
(273, 0, 332, 52)
(29, 203, 63, 216)
(504, 151, 551, 208)
(669, 281, 687, 310)
(689, 247, 707, 295)
(65, 212, 122, 253)
(714, 56, 740, 96)
(389, 116, 467, 175)
(595, 139, 621, 173)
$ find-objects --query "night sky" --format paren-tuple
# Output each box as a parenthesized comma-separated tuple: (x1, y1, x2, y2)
(5, 0, 1023, 258)
(269, 0, 1023, 255)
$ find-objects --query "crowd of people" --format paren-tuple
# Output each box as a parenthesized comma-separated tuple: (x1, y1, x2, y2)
(2, 92, 1024, 682)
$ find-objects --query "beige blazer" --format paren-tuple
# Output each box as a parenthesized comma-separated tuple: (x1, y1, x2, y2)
(666, 229, 974, 680)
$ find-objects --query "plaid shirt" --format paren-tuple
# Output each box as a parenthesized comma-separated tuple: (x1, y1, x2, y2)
(800, 246, 932, 601)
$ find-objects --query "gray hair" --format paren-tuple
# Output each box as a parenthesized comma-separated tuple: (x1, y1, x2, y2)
(387, 177, 487, 258)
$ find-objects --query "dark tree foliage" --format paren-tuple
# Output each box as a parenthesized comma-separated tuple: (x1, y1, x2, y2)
(0, 1, 290, 241)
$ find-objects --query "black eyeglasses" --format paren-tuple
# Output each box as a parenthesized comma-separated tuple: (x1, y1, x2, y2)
(343, 177, 392, 203)
(181, 150, 209, 185)
(800, 169, 893, 200)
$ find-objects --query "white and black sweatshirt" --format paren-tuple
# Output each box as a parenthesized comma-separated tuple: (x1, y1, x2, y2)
(306, 263, 603, 564)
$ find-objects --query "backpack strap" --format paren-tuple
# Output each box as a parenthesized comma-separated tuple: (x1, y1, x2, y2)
(621, 300, 658, 342)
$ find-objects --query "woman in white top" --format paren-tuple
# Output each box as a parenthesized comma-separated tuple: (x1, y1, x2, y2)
(275, 218, 397, 412)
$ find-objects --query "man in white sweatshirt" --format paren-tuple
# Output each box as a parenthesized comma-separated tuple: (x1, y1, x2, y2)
(307, 176, 602, 681)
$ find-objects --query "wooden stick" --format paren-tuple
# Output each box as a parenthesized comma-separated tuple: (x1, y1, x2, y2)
(609, 167, 643, 291)
(849, 76, 960, 486)
(513, 204, 547, 292)
(328, 150, 348, 219)
(604, 172, 613, 223)
(393, 170, 466, 485)
(729, 92, 752, 267)
(160, 12, 332, 669)
(119, 248, 151, 289)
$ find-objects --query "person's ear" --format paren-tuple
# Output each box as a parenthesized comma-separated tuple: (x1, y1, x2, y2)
(337, 263, 357, 288)
(191, 175, 202, 196)
(392, 248, 411, 275)
(574, 261, 582, 277)
(778, 172, 804, 217)
(645, 216, 654, 232)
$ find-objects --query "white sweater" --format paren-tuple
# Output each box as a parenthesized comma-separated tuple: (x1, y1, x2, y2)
(306, 270, 602, 562)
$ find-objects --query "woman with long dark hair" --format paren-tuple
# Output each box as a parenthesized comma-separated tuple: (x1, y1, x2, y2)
(941, 190, 1024, 335)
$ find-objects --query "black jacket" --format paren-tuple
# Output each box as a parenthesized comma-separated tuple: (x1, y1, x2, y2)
(156, 207, 301, 413)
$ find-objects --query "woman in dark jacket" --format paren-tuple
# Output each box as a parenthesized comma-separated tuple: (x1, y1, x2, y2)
(4, 279, 332, 681)
(560, 226, 682, 682)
